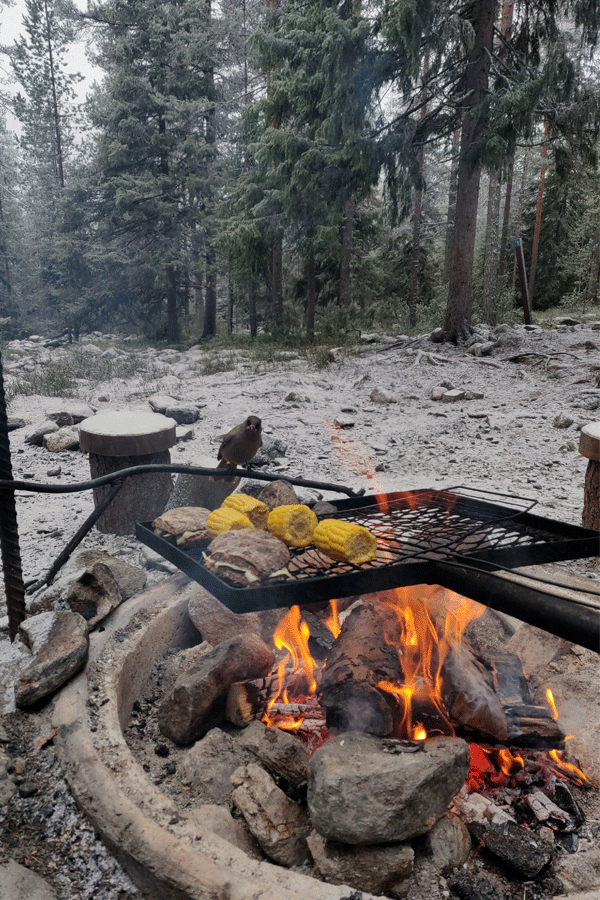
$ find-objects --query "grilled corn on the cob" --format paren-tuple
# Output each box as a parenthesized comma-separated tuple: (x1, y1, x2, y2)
(313, 518, 377, 564)
(206, 507, 254, 536)
(267, 504, 318, 548)
(222, 493, 269, 529)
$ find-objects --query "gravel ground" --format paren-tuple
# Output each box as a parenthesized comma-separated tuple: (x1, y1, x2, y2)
(1, 317, 599, 898)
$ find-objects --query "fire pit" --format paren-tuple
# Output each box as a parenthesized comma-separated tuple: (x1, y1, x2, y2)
(52, 570, 597, 900)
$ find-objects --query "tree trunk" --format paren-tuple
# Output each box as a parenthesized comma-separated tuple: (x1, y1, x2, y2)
(203, 245, 217, 338)
(528, 121, 549, 305)
(339, 195, 354, 308)
(166, 264, 179, 343)
(248, 269, 257, 338)
(443, 128, 461, 283)
(443, 0, 496, 344)
(272, 233, 283, 326)
(43, 0, 64, 191)
(497, 158, 513, 284)
(481, 170, 501, 323)
(227, 254, 234, 335)
(305, 249, 316, 342)
(409, 52, 429, 328)
(512, 146, 530, 295)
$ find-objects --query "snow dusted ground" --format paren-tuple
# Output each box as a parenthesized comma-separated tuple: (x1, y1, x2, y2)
(0, 319, 599, 900)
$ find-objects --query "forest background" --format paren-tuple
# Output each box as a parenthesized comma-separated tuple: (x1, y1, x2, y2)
(0, 0, 599, 350)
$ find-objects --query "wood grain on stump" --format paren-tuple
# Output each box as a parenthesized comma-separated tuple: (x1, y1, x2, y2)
(578, 422, 599, 532)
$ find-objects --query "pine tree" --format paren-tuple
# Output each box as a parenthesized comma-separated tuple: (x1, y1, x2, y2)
(85, 0, 219, 341)
(245, 0, 382, 339)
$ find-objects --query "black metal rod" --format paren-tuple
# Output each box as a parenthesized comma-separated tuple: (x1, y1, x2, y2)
(0, 465, 364, 498)
(430, 560, 600, 654)
(27, 479, 126, 592)
(0, 350, 26, 640)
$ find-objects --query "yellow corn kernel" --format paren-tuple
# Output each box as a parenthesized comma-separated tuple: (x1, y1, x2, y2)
(313, 519, 377, 564)
(206, 507, 254, 536)
(222, 493, 269, 529)
(267, 504, 318, 548)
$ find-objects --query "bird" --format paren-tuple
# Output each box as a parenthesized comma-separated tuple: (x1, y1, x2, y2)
(214, 415, 262, 477)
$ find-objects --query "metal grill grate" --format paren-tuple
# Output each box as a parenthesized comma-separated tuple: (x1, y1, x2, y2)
(136, 487, 599, 614)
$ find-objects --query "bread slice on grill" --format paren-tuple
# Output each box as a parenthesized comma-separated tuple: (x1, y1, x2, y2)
(203, 529, 291, 585)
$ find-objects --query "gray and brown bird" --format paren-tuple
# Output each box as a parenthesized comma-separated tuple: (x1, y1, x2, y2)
(215, 415, 262, 476)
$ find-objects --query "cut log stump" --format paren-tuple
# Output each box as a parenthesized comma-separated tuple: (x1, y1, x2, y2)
(79, 411, 176, 534)
(578, 422, 599, 532)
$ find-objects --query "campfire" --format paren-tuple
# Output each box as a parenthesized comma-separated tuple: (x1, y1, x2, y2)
(244, 589, 586, 782)
(143, 580, 591, 898)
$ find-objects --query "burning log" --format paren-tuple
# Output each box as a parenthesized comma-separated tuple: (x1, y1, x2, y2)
(441, 643, 508, 743)
(318, 600, 402, 736)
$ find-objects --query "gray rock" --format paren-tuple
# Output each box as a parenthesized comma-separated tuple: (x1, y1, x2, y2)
(239, 719, 310, 782)
(231, 762, 310, 867)
(421, 811, 472, 869)
(370, 387, 398, 404)
(65, 562, 123, 629)
(180, 728, 255, 806)
(148, 393, 178, 413)
(252, 435, 288, 463)
(157, 633, 274, 744)
(463, 390, 484, 400)
(74, 551, 147, 601)
(26, 420, 59, 445)
(7, 416, 26, 430)
(44, 426, 80, 452)
(307, 830, 414, 895)
(164, 404, 199, 424)
(553, 414, 574, 429)
(166, 469, 238, 511)
(307, 733, 470, 844)
(15, 611, 89, 706)
(0, 860, 58, 900)
(441, 389, 466, 402)
(257, 479, 300, 509)
(188, 584, 283, 645)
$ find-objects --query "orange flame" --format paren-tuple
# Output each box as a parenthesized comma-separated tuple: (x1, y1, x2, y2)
(376, 585, 485, 739)
(261, 605, 319, 729)
(549, 749, 590, 786)
(546, 688, 559, 721)
(323, 599, 341, 639)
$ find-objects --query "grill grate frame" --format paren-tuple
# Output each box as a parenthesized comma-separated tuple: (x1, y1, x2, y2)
(136, 487, 599, 614)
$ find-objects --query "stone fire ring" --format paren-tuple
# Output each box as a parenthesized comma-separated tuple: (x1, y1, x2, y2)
(52, 574, 384, 900)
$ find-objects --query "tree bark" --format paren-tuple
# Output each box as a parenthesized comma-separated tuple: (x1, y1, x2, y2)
(166, 264, 179, 343)
(443, 128, 461, 282)
(528, 121, 549, 305)
(305, 249, 316, 342)
(272, 234, 283, 326)
(481, 169, 501, 323)
(203, 245, 217, 337)
(248, 269, 257, 337)
(43, 0, 64, 191)
(497, 158, 513, 284)
(443, 0, 496, 344)
(409, 51, 429, 327)
(339, 195, 354, 307)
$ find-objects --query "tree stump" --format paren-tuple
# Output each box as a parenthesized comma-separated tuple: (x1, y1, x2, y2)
(578, 422, 599, 532)
(79, 411, 176, 535)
